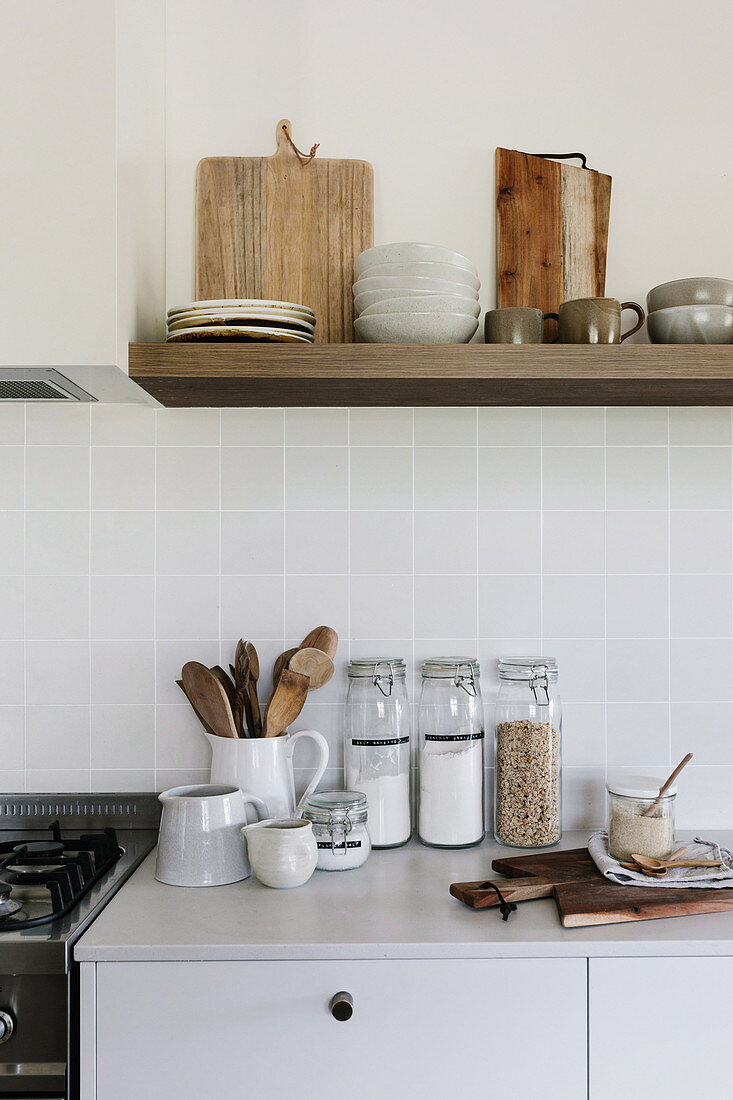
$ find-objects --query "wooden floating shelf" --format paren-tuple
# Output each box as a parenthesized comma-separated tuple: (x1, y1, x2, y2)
(129, 342, 733, 407)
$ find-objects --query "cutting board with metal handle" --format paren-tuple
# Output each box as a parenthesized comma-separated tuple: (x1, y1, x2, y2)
(195, 119, 374, 343)
(451, 847, 733, 928)
(496, 149, 612, 341)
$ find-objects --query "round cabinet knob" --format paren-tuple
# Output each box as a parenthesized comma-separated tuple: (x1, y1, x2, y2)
(0, 1011, 14, 1044)
(329, 991, 354, 1021)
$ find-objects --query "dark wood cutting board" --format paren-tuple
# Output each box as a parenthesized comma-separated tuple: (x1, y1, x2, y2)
(496, 149, 611, 340)
(195, 119, 374, 343)
(451, 847, 733, 928)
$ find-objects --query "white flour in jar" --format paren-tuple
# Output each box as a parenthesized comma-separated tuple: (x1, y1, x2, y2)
(346, 772, 411, 847)
(418, 740, 484, 846)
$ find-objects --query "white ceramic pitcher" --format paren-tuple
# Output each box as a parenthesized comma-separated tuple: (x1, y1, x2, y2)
(155, 784, 268, 887)
(205, 730, 329, 819)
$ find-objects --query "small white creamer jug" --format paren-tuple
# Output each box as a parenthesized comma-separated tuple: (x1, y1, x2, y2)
(242, 818, 318, 889)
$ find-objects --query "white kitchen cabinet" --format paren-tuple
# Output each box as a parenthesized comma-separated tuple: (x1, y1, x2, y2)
(590, 957, 728, 1097)
(0, 0, 117, 366)
(94, 958, 587, 1099)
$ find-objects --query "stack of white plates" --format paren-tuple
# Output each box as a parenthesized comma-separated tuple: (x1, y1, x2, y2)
(353, 244, 480, 343)
(166, 300, 316, 343)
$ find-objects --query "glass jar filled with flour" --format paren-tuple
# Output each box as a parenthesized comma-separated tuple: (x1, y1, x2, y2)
(606, 777, 676, 862)
(417, 658, 484, 848)
(344, 659, 411, 849)
(494, 657, 562, 848)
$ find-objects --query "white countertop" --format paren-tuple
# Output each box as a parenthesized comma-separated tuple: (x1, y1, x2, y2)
(75, 831, 733, 962)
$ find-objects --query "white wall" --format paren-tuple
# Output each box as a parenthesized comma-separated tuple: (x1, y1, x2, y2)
(1, 2, 733, 831)
(164, 0, 733, 315)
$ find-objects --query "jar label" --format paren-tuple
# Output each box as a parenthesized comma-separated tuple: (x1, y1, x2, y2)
(425, 731, 484, 742)
(316, 841, 363, 850)
(351, 736, 410, 746)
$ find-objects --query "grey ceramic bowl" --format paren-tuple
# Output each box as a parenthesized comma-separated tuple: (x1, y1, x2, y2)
(353, 287, 478, 315)
(647, 305, 733, 344)
(354, 312, 478, 344)
(354, 242, 478, 279)
(359, 294, 480, 319)
(647, 278, 733, 313)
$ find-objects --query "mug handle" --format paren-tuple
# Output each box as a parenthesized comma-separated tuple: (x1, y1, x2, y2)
(543, 312, 560, 344)
(240, 792, 269, 824)
(620, 302, 645, 342)
(287, 729, 330, 812)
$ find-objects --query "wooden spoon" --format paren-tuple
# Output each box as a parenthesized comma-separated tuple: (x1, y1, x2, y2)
(300, 625, 338, 660)
(272, 648, 298, 689)
(632, 853, 722, 872)
(210, 665, 237, 714)
(263, 668, 310, 738)
(641, 752, 693, 816)
(181, 662, 238, 739)
(176, 679, 215, 735)
(244, 641, 262, 737)
(288, 647, 334, 691)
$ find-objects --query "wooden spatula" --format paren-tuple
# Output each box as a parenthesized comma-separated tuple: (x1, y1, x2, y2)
(233, 640, 254, 737)
(263, 669, 310, 737)
(181, 662, 238, 738)
(289, 647, 334, 691)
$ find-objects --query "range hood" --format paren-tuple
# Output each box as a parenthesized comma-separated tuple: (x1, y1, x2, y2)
(0, 367, 159, 406)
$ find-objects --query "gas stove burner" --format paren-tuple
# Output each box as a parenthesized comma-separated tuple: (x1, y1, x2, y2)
(14, 840, 64, 858)
(0, 881, 22, 919)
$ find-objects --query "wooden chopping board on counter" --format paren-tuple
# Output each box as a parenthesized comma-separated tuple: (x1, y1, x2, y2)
(195, 119, 374, 343)
(451, 847, 733, 928)
(496, 149, 611, 341)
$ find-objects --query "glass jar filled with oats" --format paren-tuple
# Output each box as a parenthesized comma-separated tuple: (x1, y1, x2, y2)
(494, 657, 561, 848)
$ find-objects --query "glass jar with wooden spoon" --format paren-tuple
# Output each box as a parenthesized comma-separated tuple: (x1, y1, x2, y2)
(607, 777, 677, 862)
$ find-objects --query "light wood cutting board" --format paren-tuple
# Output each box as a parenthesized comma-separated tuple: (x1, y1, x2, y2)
(496, 149, 612, 340)
(195, 120, 374, 343)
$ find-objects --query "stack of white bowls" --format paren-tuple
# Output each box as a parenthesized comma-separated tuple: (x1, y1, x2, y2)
(647, 279, 733, 344)
(353, 243, 480, 343)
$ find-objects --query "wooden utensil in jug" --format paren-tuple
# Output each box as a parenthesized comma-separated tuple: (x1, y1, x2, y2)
(181, 662, 239, 739)
(289, 647, 334, 691)
(263, 669, 310, 738)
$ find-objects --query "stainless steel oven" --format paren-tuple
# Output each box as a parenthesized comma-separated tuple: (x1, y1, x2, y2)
(0, 795, 159, 1099)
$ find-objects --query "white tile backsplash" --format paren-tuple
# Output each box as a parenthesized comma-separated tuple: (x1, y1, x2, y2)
(1, 405, 732, 829)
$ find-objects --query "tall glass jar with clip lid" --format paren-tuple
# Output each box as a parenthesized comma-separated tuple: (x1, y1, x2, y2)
(417, 658, 484, 849)
(344, 658, 411, 849)
(494, 657, 562, 848)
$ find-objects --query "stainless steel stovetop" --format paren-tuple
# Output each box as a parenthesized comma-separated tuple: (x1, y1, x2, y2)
(0, 794, 160, 1099)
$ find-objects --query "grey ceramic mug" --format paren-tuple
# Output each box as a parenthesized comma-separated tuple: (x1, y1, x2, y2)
(484, 307, 557, 344)
(547, 297, 645, 343)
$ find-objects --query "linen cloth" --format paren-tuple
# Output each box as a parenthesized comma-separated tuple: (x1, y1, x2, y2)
(588, 832, 733, 888)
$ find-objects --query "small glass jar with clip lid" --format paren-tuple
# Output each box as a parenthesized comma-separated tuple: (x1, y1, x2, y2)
(494, 656, 562, 848)
(301, 791, 371, 871)
(417, 658, 484, 849)
(344, 658, 411, 849)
